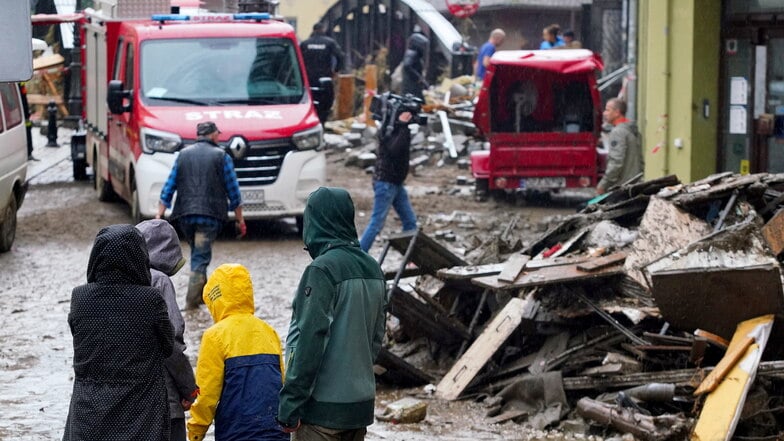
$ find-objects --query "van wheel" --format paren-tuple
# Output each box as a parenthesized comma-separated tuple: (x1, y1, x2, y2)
(475, 178, 489, 202)
(0, 195, 18, 253)
(94, 153, 115, 202)
(73, 158, 88, 181)
(130, 187, 143, 223)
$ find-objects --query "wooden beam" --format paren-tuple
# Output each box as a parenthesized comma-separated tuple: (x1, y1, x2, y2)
(436, 297, 527, 400)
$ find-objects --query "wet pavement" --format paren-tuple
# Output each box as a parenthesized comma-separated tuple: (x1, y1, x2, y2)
(0, 128, 580, 440)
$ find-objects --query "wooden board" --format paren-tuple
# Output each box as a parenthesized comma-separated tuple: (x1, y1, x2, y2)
(436, 297, 527, 400)
(761, 208, 784, 256)
(497, 254, 530, 283)
(386, 231, 467, 275)
(437, 263, 504, 280)
(375, 347, 435, 386)
(389, 286, 471, 345)
(691, 315, 774, 441)
(577, 252, 627, 272)
(472, 261, 623, 291)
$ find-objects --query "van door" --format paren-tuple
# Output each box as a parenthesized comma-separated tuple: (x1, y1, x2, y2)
(108, 36, 135, 199)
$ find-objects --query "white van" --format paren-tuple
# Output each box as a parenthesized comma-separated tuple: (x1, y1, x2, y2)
(0, 82, 28, 252)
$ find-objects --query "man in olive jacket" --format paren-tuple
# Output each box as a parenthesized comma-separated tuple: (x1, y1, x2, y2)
(278, 187, 387, 441)
(597, 98, 644, 194)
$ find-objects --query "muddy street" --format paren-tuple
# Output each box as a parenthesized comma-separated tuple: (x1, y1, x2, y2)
(0, 154, 578, 440)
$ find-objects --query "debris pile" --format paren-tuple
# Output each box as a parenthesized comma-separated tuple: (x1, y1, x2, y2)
(373, 172, 784, 440)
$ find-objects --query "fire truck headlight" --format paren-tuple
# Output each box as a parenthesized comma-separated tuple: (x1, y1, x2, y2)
(141, 127, 182, 154)
(292, 125, 323, 150)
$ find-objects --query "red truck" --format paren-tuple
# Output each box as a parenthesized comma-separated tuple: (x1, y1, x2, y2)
(69, 0, 327, 230)
(470, 49, 605, 198)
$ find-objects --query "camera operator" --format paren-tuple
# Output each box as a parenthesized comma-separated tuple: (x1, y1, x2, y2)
(359, 100, 418, 253)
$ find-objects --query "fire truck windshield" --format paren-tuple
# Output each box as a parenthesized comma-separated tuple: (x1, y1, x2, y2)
(141, 37, 305, 105)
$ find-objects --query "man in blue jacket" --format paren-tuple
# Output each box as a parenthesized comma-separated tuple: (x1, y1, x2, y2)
(278, 187, 387, 440)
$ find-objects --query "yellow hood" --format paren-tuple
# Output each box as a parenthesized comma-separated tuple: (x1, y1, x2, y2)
(203, 263, 255, 322)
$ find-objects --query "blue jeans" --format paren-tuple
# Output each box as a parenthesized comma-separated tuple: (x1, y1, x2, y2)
(360, 180, 417, 252)
(178, 219, 222, 274)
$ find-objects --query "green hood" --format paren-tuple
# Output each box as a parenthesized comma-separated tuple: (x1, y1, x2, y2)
(303, 187, 360, 259)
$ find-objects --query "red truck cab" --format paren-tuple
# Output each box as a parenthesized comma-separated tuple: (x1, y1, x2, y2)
(471, 49, 604, 197)
(79, 3, 326, 229)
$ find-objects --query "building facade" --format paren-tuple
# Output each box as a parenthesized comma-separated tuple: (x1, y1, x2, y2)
(638, 0, 784, 183)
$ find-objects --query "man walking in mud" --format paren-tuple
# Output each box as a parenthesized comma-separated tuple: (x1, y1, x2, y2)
(156, 121, 246, 309)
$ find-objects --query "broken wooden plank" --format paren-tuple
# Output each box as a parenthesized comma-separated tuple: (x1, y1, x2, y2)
(525, 255, 593, 269)
(389, 286, 471, 345)
(672, 173, 763, 207)
(562, 361, 784, 393)
(386, 230, 467, 275)
(436, 297, 527, 400)
(436, 263, 504, 280)
(691, 315, 775, 441)
(497, 254, 531, 283)
(578, 398, 690, 441)
(761, 208, 784, 256)
(472, 261, 623, 291)
(694, 336, 754, 395)
(375, 347, 436, 386)
(576, 251, 627, 272)
(575, 292, 648, 346)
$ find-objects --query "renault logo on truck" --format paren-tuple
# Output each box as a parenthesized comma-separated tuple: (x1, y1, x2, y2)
(227, 136, 248, 159)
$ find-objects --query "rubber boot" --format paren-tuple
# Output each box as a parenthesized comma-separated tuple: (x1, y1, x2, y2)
(185, 272, 207, 310)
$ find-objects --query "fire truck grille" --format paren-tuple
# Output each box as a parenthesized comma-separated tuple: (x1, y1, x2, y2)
(232, 138, 294, 187)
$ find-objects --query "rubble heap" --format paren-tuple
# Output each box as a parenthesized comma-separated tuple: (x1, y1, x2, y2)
(374, 172, 784, 440)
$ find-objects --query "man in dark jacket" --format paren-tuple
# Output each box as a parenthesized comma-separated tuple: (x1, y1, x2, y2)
(156, 121, 246, 309)
(300, 22, 344, 122)
(64, 224, 174, 441)
(359, 109, 417, 252)
(278, 187, 387, 440)
(402, 31, 428, 100)
(137, 219, 199, 441)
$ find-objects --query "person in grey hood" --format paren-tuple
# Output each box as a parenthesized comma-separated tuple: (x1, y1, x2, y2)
(137, 219, 200, 441)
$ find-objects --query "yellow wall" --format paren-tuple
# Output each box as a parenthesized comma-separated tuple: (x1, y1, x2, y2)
(638, 0, 720, 183)
(278, 0, 334, 41)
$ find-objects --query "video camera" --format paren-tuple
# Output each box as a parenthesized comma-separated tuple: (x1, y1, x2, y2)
(370, 92, 428, 139)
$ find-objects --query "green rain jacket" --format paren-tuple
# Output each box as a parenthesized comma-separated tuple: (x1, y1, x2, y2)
(278, 187, 387, 429)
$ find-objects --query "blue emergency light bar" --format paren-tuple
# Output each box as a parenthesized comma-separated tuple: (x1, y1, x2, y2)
(151, 14, 189, 21)
(233, 13, 270, 20)
(151, 13, 270, 22)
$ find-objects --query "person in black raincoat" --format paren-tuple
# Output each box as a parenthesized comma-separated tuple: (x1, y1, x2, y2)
(402, 30, 429, 100)
(63, 224, 174, 441)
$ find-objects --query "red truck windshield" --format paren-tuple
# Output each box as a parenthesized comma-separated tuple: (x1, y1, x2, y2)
(140, 37, 305, 105)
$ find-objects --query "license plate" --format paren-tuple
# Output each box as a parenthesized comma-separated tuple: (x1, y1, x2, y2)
(519, 177, 566, 189)
(241, 190, 265, 202)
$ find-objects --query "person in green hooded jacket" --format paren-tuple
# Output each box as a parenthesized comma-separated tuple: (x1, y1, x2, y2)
(278, 187, 387, 441)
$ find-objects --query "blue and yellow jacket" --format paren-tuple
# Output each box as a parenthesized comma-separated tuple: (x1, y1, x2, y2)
(187, 264, 287, 441)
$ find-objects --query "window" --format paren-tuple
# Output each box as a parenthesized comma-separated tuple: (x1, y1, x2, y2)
(0, 83, 23, 132)
(140, 37, 305, 105)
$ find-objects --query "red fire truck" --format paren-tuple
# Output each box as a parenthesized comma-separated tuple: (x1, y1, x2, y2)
(71, 0, 327, 230)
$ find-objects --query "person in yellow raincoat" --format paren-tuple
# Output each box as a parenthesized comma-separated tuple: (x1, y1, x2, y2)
(187, 264, 288, 441)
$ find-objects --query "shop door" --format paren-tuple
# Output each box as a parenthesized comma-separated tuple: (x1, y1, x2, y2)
(721, 32, 784, 173)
